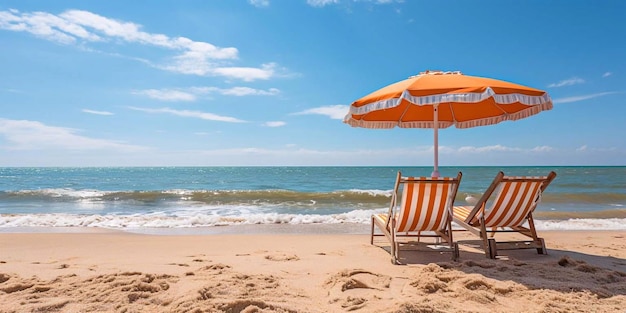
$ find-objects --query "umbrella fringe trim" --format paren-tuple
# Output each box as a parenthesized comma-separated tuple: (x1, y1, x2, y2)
(343, 103, 551, 129)
(403, 88, 552, 106)
(348, 89, 552, 116)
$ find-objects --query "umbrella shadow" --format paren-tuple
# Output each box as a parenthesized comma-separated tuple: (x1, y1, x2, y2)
(372, 238, 626, 298)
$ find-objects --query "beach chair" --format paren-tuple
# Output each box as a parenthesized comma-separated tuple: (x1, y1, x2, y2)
(453, 171, 557, 259)
(371, 171, 462, 264)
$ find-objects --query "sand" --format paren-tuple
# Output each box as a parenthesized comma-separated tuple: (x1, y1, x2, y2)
(0, 227, 625, 313)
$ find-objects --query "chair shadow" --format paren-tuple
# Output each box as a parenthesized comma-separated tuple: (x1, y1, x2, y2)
(371, 237, 626, 298)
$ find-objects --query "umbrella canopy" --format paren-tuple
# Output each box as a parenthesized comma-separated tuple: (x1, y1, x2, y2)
(344, 70, 553, 176)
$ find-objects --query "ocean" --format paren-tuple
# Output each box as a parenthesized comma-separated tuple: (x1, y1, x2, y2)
(0, 166, 624, 233)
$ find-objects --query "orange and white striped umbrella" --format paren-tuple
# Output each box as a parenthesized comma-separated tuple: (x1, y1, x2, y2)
(344, 70, 553, 176)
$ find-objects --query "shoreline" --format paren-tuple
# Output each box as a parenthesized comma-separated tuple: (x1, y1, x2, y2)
(0, 223, 372, 235)
(2, 217, 626, 235)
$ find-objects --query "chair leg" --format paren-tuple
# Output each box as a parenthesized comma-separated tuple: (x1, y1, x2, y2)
(451, 242, 460, 261)
(391, 242, 399, 265)
(536, 238, 547, 255)
(487, 238, 497, 259)
(370, 216, 374, 245)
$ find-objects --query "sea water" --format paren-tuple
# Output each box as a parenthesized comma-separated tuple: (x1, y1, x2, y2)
(0, 166, 624, 233)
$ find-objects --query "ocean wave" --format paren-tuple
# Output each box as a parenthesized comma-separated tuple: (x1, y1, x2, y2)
(4, 188, 625, 206)
(0, 188, 394, 208)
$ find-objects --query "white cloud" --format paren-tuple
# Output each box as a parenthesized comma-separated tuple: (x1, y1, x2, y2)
(82, 109, 113, 116)
(128, 107, 246, 123)
(457, 145, 522, 153)
(293, 105, 349, 120)
(306, 0, 403, 7)
(0, 118, 143, 151)
(211, 63, 277, 81)
(547, 77, 585, 88)
(249, 0, 270, 7)
(530, 145, 554, 152)
(453, 144, 556, 154)
(134, 86, 280, 102)
(307, 0, 340, 7)
(575, 145, 617, 153)
(552, 92, 618, 104)
(219, 86, 280, 96)
(191, 86, 280, 96)
(0, 10, 100, 44)
(602, 72, 612, 78)
(263, 121, 286, 127)
(0, 9, 277, 81)
(133, 89, 196, 102)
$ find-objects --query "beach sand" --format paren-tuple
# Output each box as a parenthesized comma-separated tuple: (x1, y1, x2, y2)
(0, 227, 625, 313)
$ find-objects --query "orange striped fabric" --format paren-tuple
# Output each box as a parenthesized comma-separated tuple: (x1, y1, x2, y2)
(452, 205, 471, 222)
(483, 176, 546, 227)
(395, 176, 457, 232)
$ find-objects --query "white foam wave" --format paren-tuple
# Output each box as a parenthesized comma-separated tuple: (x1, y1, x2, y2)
(347, 189, 392, 197)
(535, 218, 626, 230)
(1, 212, 624, 231)
(0, 209, 384, 229)
(163, 189, 195, 196)
(16, 188, 107, 198)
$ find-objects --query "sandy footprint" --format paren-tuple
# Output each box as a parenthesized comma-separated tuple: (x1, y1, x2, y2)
(214, 299, 298, 313)
(325, 269, 392, 311)
(0, 273, 10, 284)
(169, 269, 302, 313)
(265, 253, 300, 262)
(200, 263, 231, 275)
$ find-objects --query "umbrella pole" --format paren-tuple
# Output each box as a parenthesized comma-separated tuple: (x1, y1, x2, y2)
(432, 105, 440, 177)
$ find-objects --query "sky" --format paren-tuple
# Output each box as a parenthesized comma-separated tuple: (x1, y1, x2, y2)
(0, 0, 625, 167)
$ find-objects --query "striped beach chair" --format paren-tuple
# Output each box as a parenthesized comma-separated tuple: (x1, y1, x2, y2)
(453, 171, 557, 259)
(371, 171, 462, 264)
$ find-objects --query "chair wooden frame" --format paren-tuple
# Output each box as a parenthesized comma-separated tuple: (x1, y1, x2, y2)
(453, 171, 557, 259)
(371, 171, 462, 264)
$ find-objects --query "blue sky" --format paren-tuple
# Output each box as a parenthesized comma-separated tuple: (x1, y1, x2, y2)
(0, 0, 624, 167)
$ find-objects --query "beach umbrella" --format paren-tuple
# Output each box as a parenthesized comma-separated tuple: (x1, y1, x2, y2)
(344, 70, 553, 177)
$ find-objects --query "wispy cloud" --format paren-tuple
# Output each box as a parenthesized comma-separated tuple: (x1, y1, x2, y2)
(0, 9, 277, 81)
(190, 86, 280, 96)
(575, 145, 617, 153)
(530, 145, 554, 152)
(133, 89, 196, 102)
(210, 63, 277, 82)
(82, 109, 114, 116)
(128, 107, 246, 123)
(0, 118, 142, 151)
(457, 145, 522, 153)
(262, 121, 286, 127)
(134, 86, 280, 102)
(552, 92, 618, 104)
(603, 72, 612, 78)
(293, 105, 349, 119)
(307, 0, 400, 7)
(456, 144, 556, 154)
(307, 0, 340, 7)
(547, 77, 585, 88)
(249, 0, 270, 7)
